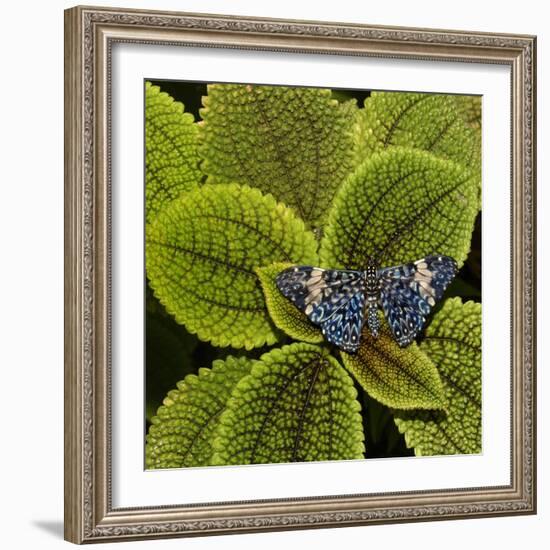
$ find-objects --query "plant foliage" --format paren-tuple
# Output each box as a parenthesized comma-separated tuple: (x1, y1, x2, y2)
(198, 84, 357, 227)
(454, 95, 482, 129)
(354, 92, 481, 178)
(255, 262, 324, 344)
(394, 298, 482, 455)
(320, 147, 479, 270)
(211, 343, 365, 465)
(146, 356, 255, 468)
(145, 82, 202, 221)
(146, 183, 318, 349)
(144, 82, 483, 468)
(341, 323, 447, 410)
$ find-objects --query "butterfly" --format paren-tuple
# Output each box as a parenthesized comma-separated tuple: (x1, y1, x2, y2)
(275, 255, 458, 353)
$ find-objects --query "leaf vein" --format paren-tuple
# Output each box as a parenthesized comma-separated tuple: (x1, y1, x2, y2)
(249, 355, 318, 463)
(383, 95, 432, 147)
(291, 358, 324, 461)
(375, 175, 472, 262)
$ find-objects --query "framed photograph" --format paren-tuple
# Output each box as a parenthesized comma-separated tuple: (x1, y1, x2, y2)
(64, 5, 537, 544)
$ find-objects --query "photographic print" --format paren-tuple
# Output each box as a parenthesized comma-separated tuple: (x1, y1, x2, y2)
(65, 7, 536, 542)
(144, 81, 482, 469)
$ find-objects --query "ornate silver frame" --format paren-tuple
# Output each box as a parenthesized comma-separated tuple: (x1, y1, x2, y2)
(64, 5, 537, 544)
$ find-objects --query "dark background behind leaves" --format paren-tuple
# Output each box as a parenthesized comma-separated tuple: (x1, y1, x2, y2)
(145, 79, 481, 459)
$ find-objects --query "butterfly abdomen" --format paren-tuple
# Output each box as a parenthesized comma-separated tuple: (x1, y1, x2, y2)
(364, 263, 380, 338)
(366, 304, 380, 337)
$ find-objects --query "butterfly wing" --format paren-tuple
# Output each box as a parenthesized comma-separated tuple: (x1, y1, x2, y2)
(275, 266, 365, 352)
(378, 255, 458, 347)
(318, 291, 366, 353)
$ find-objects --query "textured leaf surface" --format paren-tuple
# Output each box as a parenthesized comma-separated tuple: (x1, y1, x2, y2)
(394, 298, 481, 455)
(212, 343, 365, 465)
(341, 324, 447, 410)
(145, 82, 203, 221)
(354, 91, 481, 173)
(320, 147, 478, 270)
(146, 184, 318, 349)
(454, 95, 482, 129)
(255, 262, 324, 344)
(199, 84, 357, 226)
(146, 356, 254, 469)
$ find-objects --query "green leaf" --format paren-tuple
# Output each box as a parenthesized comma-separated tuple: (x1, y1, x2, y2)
(146, 183, 318, 349)
(320, 147, 479, 270)
(199, 84, 357, 227)
(146, 356, 254, 469)
(211, 343, 365, 465)
(354, 91, 481, 174)
(341, 323, 447, 410)
(145, 81, 203, 222)
(453, 95, 482, 129)
(394, 298, 482, 455)
(255, 262, 324, 344)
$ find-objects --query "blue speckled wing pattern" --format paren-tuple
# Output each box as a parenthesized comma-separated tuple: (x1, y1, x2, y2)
(377, 255, 458, 347)
(275, 266, 366, 352)
(275, 255, 457, 351)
